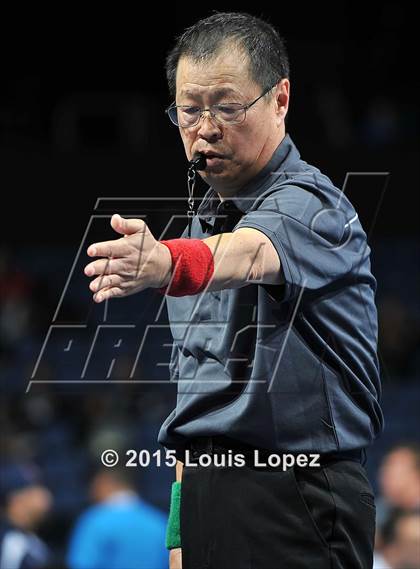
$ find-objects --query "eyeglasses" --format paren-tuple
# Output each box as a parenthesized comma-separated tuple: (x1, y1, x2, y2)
(165, 81, 278, 128)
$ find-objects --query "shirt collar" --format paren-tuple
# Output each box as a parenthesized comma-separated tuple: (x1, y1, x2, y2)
(197, 133, 300, 218)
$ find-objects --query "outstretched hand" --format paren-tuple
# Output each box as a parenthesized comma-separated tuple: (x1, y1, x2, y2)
(84, 214, 171, 303)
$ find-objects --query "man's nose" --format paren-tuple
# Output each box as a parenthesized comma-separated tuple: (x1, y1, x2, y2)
(196, 112, 223, 142)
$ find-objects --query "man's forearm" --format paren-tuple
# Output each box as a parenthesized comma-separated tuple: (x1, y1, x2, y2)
(158, 228, 282, 295)
(176, 460, 183, 482)
(201, 231, 261, 291)
(202, 229, 282, 291)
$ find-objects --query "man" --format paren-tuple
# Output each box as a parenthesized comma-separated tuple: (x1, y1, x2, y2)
(374, 444, 420, 568)
(84, 12, 383, 568)
(379, 443, 420, 515)
(374, 509, 420, 569)
(0, 463, 52, 569)
(67, 467, 167, 569)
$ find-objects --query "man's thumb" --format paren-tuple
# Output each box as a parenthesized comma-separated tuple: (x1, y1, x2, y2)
(111, 214, 145, 235)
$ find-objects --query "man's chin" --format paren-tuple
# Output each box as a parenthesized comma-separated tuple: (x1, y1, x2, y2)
(200, 164, 232, 185)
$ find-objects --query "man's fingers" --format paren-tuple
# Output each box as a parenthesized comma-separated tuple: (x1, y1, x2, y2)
(84, 258, 125, 277)
(87, 215, 147, 258)
(111, 214, 146, 236)
(93, 286, 124, 303)
(86, 238, 129, 260)
(89, 274, 122, 293)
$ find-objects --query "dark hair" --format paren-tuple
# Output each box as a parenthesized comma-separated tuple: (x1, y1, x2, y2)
(166, 12, 290, 98)
(381, 508, 420, 546)
(389, 442, 420, 471)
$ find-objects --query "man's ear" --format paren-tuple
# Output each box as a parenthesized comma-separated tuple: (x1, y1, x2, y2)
(275, 78, 290, 121)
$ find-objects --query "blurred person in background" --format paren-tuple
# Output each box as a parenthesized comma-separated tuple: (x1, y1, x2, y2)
(373, 443, 420, 567)
(378, 443, 420, 524)
(373, 509, 420, 569)
(66, 466, 167, 569)
(0, 463, 52, 569)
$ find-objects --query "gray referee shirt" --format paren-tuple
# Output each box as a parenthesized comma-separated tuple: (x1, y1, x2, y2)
(158, 134, 383, 454)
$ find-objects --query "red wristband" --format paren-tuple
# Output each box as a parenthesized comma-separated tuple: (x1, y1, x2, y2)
(158, 239, 214, 297)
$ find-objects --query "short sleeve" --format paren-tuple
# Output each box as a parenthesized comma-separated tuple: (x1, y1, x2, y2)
(232, 184, 366, 302)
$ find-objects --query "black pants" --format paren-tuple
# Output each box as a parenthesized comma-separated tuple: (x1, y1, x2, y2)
(180, 456, 376, 569)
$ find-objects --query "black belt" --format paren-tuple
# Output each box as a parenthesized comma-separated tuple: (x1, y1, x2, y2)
(182, 435, 363, 465)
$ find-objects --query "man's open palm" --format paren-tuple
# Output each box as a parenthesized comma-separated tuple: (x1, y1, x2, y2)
(84, 214, 171, 303)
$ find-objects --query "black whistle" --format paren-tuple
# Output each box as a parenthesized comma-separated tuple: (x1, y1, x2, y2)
(190, 153, 207, 171)
(186, 153, 206, 237)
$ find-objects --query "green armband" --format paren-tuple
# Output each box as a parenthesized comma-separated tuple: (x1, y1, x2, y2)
(165, 481, 182, 549)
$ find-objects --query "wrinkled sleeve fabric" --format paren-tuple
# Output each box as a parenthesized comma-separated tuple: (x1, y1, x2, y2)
(169, 341, 180, 381)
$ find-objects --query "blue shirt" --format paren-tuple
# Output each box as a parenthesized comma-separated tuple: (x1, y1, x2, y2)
(67, 494, 167, 569)
(158, 134, 384, 454)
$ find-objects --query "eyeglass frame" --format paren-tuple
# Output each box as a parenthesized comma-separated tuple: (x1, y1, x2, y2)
(165, 80, 279, 128)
